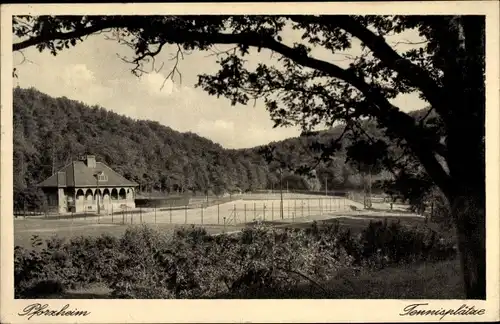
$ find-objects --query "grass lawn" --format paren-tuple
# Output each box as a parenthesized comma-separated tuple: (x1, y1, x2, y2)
(14, 219, 244, 248)
(14, 213, 452, 248)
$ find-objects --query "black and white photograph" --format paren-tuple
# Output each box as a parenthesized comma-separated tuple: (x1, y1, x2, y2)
(1, 2, 499, 323)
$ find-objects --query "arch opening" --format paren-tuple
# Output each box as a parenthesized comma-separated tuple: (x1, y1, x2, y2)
(111, 188, 118, 200)
(85, 189, 93, 201)
(94, 189, 102, 200)
(76, 189, 85, 199)
(119, 188, 126, 199)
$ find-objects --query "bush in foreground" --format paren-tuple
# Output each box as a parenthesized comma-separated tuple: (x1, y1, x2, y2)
(14, 219, 457, 299)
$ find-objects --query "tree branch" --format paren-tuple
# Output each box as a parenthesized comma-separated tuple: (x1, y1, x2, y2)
(288, 122, 352, 176)
(329, 16, 446, 113)
(13, 21, 120, 51)
(418, 106, 435, 127)
(166, 29, 453, 196)
(162, 44, 184, 88)
(390, 39, 428, 46)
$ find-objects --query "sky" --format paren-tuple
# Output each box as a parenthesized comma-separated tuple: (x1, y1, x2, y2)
(12, 20, 428, 149)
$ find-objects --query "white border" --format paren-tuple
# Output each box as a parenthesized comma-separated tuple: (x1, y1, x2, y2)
(1, 2, 499, 323)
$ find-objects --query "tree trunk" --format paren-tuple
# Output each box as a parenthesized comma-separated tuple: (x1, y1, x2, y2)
(445, 109, 485, 300)
(450, 191, 486, 299)
(436, 17, 485, 299)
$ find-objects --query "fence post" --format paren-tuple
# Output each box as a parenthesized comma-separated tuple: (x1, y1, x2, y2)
(308, 199, 310, 217)
(301, 200, 304, 218)
(169, 203, 172, 224)
(254, 202, 256, 220)
(115, 206, 120, 224)
(244, 203, 247, 223)
(233, 204, 237, 224)
(272, 201, 274, 220)
(140, 206, 143, 224)
(155, 201, 157, 224)
(263, 203, 266, 221)
(201, 205, 204, 225)
(185, 205, 187, 224)
(319, 198, 322, 216)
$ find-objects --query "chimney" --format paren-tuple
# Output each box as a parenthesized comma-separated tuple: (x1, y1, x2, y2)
(86, 155, 96, 168)
(57, 171, 66, 187)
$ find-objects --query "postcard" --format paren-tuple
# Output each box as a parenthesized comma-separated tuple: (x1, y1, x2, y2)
(1, 1, 499, 323)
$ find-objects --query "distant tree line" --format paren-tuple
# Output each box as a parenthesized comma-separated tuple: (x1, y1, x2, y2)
(14, 87, 433, 207)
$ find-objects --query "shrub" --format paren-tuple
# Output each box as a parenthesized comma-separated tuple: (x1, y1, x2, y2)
(14, 220, 457, 299)
(14, 187, 48, 215)
(14, 235, 72, 298)
(358, 219, 457, 269)
(64, 234, 121, 286)
(14, 233, 123, 298)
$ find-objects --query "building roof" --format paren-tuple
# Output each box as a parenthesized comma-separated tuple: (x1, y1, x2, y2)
(37, 161, 138, 188)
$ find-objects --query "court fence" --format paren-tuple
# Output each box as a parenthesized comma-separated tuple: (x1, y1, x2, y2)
(29, 197, 350, 227)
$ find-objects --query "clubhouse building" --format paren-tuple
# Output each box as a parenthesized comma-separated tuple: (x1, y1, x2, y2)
(37, 155, 138, 214)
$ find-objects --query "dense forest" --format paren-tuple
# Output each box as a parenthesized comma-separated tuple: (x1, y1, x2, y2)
(14, 87, 429, 198)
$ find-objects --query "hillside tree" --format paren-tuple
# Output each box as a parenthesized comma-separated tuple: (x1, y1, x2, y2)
(12, 15, 486, 298)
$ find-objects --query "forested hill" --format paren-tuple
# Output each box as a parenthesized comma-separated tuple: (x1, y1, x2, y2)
(14, 87, 428, 195)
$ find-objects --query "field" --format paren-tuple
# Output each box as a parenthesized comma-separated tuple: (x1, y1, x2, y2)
(14, 220, 237, 248)
(14, 193, 425, 247)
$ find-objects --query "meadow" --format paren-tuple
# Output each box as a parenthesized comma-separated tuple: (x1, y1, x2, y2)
(14, 219, 238, 248)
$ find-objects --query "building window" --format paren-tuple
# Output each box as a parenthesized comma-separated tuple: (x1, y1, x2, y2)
(97, 174, 108, 182)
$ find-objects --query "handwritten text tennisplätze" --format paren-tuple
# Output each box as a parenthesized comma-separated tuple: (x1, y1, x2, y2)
(400, 303, 486, 320)
(18, 303, 91, 320)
